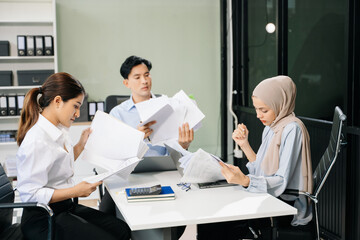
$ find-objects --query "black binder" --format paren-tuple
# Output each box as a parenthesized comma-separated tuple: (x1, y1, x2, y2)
(7, 96, 17, 116)
(88, 102, 97, 121)
(35, 36, 44, 56)
(17, 35, 27, 56)
(16, 95, 25, 115)
(0, 96, 8, 116)
(26, 36, 35, 56)
(44, 36, 54, 56)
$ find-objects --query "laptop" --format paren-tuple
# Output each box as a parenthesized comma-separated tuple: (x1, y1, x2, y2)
(164, 144, 236, 189)
(132, 155, 177, 173)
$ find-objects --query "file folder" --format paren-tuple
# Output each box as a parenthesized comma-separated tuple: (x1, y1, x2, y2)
(44, 36, 54, 56)
(35, 36, 44, 56)
(97, 101, 105, 112)
(0, 96, 8, 116)
(88, 102, 97, 121)
(7, 96, 16, 116)
(17, 35, 26, 56)
(26, 36, 35, 56)
(17, 95, 25, 115)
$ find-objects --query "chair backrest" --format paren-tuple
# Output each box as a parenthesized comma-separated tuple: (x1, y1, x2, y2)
(313, 106, 346, 198)
(104, 95, 129, 113)
(0, 164, 15, 233)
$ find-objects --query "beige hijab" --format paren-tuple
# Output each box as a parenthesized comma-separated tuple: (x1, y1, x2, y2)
(253, 75, 313, 193)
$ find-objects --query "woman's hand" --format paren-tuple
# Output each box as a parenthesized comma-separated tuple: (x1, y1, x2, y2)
(232, 123, 249, 148)
(219, 161, 250, 187)
(137, 121, 156, 139)
(74, 181, 102, 198)
(178, 123, 194, 150)
(78, 127, 92, 147)
(74, 128, 92, 160)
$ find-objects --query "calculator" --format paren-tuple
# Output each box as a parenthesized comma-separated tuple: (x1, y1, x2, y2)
(129, 184, 162, 196)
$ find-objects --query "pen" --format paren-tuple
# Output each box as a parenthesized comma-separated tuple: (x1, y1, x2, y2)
(147, 136, 151, 143)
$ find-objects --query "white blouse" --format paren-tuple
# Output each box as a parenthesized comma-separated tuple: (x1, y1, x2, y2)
(246, 122, 313, 226)
(16, 114, 75, 204)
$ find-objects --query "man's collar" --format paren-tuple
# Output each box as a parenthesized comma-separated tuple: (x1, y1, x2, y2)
(125, 92, 157, 111)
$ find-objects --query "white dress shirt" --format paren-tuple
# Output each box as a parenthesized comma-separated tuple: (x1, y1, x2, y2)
(16, 114, 75, 204)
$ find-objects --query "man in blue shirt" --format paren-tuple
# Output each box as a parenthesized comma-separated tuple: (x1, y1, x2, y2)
(109, 55, 194, 154)
(100, 55, 193, 239)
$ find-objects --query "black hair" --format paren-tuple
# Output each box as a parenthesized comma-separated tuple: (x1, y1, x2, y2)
(120, 55, 152, 79)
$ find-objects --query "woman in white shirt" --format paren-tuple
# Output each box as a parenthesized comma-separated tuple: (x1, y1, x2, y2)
(16, 72, 131, 240)
(197, 76, 315, 239)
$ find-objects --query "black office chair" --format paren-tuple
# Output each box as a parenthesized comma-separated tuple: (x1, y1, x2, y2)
(272, 106, 347, 240)
(0, 164, 54, 240)
(104, 95, 130, 113)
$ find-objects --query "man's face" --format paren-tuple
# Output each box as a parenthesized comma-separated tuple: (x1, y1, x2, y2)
(123, 63, 152, 102)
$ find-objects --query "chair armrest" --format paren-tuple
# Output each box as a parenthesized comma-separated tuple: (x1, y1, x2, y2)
(282, 189, 317, 203)
(0, 202, 53, 216)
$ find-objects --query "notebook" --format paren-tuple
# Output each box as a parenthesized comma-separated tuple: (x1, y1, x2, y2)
(125, 186, 175, 202)
(164, 144, 236, 189)
(132, 155, 177, 173)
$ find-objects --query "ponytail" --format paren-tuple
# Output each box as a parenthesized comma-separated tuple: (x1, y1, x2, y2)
(17, 72, 85, 146)
(17, 88, 42, 146)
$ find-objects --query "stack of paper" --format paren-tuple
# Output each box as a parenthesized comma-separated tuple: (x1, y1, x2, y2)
(135, 90, 205, 145)
(179, 149, 225, 184)
(125, 186, 175, 202)
(81, 111, 149, 183)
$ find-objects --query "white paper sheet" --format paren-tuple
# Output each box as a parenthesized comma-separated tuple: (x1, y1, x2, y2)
(172, 90, 205, 130)
(81, 111, 149, 183)
(83, 157, 142, 183)
(134, 90, 205, 145)
(179, 149, 225, 183)
(84, 111, 145, 160)
(136, 96, 173, 126)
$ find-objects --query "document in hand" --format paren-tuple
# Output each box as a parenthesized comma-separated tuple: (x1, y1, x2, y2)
(135, 90, 205, 145)
(81, 111, 149, 183)
(179, 149, 225, 184)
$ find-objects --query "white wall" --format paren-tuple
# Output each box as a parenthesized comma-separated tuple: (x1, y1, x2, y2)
(56, 0, 221, 154)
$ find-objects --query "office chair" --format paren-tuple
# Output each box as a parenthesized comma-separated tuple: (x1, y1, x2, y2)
(104, 95, 130, 113)
(0, 164, 54, 240)
(272, 106, 347, 240)
(105, 94, 162, 113)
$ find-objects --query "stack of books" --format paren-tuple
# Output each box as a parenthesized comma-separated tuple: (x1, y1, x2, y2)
(125, 186, 175, 203)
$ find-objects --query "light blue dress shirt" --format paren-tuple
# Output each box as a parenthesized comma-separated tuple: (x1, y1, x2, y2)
(246, 122, 313, 226)
(109, 93, 167, 156)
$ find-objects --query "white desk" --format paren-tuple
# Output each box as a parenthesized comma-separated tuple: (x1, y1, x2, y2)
(105, 170, 297, 239)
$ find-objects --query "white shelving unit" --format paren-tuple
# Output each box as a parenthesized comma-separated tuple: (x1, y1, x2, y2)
(0, 0, 58, 164)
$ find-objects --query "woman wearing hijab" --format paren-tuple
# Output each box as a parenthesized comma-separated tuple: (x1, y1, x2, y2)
(197, 76, 314, 240)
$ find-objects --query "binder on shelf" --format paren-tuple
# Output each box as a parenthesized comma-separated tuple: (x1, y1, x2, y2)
(17, 35, 27, 56)
(74, 94, 88, 122)
(88, 102, 97, 121)
(17, 95, 25, 115)
(44, 36, 54, 56)
(7, 96, 16, 116)
(26, 36, 35, 56)
(96, 101, 105, 112)
(0, 41, 10, 56)
(35, 36, 44, 56)
(0, 96, 8, 116)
